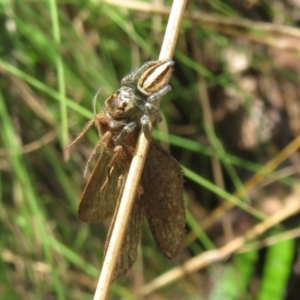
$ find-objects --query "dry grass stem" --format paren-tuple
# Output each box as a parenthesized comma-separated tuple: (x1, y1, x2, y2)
(238, 227, 300, 253)
(106, 0, 300, 51)
(93, 0, 187, 299)
(201, 134, 300, 231)
(140, 191, 300, 295)
(0, 70, 56, 126)
(190, 33, 225, 195)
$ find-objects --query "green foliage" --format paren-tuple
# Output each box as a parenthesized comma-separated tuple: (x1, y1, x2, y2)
(1, 0, 299, 299)
(209, 250, 258, 300)
(257, 237, 295, 300)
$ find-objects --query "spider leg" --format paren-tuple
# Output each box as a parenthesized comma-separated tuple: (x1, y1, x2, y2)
(148, 85, 171, 105)
(140, 102, 163, 139)
(121, 60, 164, 85)
(113, 121, 137, 144)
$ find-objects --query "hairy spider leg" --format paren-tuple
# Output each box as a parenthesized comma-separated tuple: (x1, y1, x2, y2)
(121, 60, 168, 85)
(113, 121, 137, 144)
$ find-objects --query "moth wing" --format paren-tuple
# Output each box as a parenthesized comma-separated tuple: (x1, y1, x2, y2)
(141, 141, 185, 259)
(104, 179, 144, 280)
(78, 148, 129, 222)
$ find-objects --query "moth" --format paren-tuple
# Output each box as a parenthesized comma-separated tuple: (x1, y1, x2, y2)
(66, 60, 185, 279)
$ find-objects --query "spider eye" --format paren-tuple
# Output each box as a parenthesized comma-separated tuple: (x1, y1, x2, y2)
(119, 89, 130, 103)
(138, 60, 173, 95)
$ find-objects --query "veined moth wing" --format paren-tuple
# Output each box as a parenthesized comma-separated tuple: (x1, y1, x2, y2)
(141, 141, 185, 259)
(78, 146, 130, 222)
(104, 173, 145, 280)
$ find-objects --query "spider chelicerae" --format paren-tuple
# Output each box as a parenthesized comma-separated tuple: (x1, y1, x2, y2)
(103, 59, 174, 142)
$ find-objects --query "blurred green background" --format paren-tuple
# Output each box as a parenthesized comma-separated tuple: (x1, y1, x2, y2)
(1, 1, 300, 299)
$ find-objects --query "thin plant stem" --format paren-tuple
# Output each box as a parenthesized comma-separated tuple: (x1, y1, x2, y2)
(93, 0, 187, 299)
(139, 195, 300, 295)
(48, 0, 68, 155)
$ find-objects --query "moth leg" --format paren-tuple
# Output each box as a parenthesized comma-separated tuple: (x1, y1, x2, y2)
(65, 118, 95, 149)
(113, 121, 137, 144)
(100, 145, 123, 191)
(121, 60, 162, 85)
(83, 131, 112, 177)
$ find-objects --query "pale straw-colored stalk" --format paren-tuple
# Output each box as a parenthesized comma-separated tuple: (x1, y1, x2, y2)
(93, 1, 187, 299)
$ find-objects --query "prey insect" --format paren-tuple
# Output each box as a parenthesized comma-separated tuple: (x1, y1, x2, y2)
(66, 59, 185, 279)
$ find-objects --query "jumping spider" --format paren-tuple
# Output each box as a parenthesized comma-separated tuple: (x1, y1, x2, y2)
(104, 59, 174, 143)
(66, 59, 174, 169)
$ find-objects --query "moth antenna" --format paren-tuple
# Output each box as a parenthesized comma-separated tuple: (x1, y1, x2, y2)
(93, 88, 102, 115)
